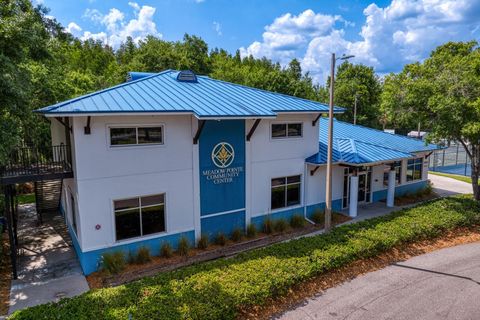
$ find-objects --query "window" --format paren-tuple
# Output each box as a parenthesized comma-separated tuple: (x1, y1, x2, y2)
(110, 126, 163, 146)
(383, 161, 402, 187)
(406, 158, 423, 182)
(70, 193, 77, 235)
(114, 194, 165, 241)
(271, 175, 301, 210)
(271, 123, 303, 138)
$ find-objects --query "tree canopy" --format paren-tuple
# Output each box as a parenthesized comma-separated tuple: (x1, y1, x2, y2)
(381, 41, 480, 199)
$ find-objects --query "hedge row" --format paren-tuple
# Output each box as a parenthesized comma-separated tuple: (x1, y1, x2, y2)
(11, 195, 480, 320)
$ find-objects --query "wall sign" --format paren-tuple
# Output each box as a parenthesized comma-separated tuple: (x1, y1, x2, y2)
(199, 120, 245, 216)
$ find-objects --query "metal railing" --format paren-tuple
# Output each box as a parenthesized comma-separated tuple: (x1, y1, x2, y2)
(0, 145, 72, 178)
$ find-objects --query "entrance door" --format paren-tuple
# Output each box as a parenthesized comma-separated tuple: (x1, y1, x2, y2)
(343, 167, 372, 208)
(358, 173, 367, 202)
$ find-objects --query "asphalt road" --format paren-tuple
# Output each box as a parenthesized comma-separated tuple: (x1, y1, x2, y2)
(278, 241, 480, 320)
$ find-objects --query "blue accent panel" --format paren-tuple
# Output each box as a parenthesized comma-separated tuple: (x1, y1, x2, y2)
(372, 180, 428, 202)
(69, 229, 195, 275)
(305, 199, 343, 219)
(251, 207, 305, 230)
(201, 211, 246, 240)
(199, 120, 245, 216)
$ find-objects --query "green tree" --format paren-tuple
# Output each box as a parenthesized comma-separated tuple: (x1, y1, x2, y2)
(382, 41, 480, 199)
(333, 62, 382, 128)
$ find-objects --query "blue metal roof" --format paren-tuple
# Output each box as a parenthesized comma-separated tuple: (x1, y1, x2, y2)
(37, 70, 343, 118)
(306, 118, 441, 165)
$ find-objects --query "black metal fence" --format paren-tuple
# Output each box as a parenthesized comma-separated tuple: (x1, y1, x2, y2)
(429, 143, 471, 176)
(0, 145, 72, 179)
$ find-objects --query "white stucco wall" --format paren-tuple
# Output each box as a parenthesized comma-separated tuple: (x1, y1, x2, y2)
(69, 115, 196, 251)
(246, 114, 321, 218)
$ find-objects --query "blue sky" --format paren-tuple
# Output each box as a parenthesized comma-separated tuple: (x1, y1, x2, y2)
(39, 0, 480, 83)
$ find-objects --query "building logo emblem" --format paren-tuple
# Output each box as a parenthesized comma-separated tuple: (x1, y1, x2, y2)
(211, 142, 235, 168)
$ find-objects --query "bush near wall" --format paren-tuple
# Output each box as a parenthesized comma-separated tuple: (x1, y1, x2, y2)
(10, 195, 480, 320)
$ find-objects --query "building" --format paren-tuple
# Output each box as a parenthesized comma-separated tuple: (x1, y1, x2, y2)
(28, 70, 439, 275)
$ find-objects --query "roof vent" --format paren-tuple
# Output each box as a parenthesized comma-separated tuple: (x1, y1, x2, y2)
(126, 72, 156, 82)
(176, 70, 198, 83)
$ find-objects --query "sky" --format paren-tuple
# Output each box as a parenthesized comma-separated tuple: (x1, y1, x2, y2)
(37, 0, 480, 84)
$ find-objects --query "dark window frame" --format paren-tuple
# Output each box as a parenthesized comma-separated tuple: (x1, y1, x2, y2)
(271, 122, 303, 139)
(109, 125, 164, 147)
(406, 158, 423, 182)
(271, 175, 301, 210)
(113, 193, 166, 242)
(383, 161, 402, 187)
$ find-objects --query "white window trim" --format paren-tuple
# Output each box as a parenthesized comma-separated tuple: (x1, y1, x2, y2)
(270, 174, 303, 212)
(112, 192, 167, 243)
(270, 121, 304, 141)
(106, 123, 166, 148)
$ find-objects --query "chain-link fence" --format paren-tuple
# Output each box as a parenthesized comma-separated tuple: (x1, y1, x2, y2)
(429, 143, 471, 176)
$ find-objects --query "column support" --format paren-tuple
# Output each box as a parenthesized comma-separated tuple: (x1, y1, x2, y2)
(349, 175, 359, 218)
(386, 169, 396, 207)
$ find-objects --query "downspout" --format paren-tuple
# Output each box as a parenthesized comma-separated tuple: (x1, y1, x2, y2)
(303, 163, 315, 225)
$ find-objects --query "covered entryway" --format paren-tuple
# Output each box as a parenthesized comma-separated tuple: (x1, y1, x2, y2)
(342, 167, 372, 210)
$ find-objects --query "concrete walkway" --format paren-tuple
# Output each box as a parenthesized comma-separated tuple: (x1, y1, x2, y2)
(8, 204, 89, 314)
(428, 173, 472, 197)
(278, 241, 480, 320)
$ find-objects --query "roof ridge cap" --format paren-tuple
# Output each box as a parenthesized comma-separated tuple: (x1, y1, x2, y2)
(38, 69, 173, 113)
(202, 75, 336, 110)
(326, 118, 434, 146)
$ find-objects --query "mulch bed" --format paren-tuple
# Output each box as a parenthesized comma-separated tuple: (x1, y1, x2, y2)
(0, 232, 12, 316)
(394, 191, 438, 206)
(87, 213, 351, 288)
(237, 225, 480, 320)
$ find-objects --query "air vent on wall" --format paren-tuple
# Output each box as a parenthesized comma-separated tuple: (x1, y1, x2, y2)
(176, 70, 198, 83)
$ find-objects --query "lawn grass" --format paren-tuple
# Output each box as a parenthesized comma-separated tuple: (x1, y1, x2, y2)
(10, 195, 480, 320)
(429, 171, 474, 184)
(16, 193, 35, 205)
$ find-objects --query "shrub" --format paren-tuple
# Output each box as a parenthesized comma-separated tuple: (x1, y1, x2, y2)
(127, 251, 136, 264)
(215, 232, 227, 246)
(230, 228, 243, 242)
(311, 209, 324, 224)
(273, 218, 288, 233)
(246, 223, 257, 238)
(135, 246, 152, 264)
(12, 196, 480, 320)
(100, 251, 126, 274)
(290, 214, 306, 229)
(197, 234, 209, 250)
(263, 217, 273, 234)
(177, 236, 190, 256)
(160, 242, 173, 258)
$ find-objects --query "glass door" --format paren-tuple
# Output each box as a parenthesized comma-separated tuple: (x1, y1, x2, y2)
(358, 173, 366, 202)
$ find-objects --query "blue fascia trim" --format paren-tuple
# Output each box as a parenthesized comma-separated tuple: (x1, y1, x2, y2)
(71, 229, 195, 275)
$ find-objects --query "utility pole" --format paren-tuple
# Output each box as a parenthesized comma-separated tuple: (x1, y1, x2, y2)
(353, 94, 358, 125)
(325, 53, 354, 232)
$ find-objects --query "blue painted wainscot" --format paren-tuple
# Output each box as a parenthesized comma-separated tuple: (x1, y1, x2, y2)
(66, 218, 195, 275)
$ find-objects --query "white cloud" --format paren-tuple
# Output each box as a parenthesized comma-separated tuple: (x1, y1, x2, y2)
(213, 21, 222, 36)
(81, 4, 161, 48)
(65, 22, 82, 34)
(195, 0, 205, 3)
(239, 9, 346, 65)
(240, 0, 480, 84)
